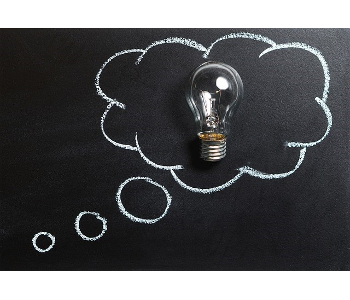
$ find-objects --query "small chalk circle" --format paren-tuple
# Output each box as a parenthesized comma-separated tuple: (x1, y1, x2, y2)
(32, 232, 55, 253)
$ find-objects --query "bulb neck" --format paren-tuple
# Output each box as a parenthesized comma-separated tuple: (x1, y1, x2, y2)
(200, 136, 227, 162)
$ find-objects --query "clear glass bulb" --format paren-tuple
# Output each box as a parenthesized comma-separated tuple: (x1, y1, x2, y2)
(186, 61, 244, 162)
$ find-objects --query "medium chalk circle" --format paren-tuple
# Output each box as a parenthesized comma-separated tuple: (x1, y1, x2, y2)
(75, 211, 107, 241)
(116, 177, 172, 224)
(32, 232, 55, 253)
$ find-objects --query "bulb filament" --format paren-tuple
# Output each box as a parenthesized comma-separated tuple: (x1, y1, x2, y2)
(200, 89, 221, 130)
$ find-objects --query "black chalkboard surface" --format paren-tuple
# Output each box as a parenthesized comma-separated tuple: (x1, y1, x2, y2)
(1, 28, 349, 270)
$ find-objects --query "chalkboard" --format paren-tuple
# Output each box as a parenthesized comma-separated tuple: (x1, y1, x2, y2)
(1, 28, 349, 270)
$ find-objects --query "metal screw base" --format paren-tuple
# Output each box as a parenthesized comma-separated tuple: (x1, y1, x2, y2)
(200, 139, 226, 162)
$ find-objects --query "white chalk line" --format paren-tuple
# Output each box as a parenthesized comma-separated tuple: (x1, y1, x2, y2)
(286, 97, 332, 148)
(203, 32, 276, 58)
(170, 147, 306, 193)
(259, 43, 330, 103)
(170, 170, 244, 194)
(95, 49, 145, 109)
(101, 102, 138, 151)
(75, 211, 107, 241)
(96, 33, 332, 197)
(258, 43, 332, 148)
(135, 133, 183, 170)
(96, 41, 188, 168)
(239, 148, 307, 179)
(32, 232, 55, 253)
(116, 177, 172, 224)
(136, 37, 207, 65)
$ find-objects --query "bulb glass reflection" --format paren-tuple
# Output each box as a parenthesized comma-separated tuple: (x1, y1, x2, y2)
(186, 61, 243, 161)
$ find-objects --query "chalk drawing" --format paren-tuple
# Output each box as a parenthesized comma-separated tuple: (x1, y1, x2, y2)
(116, 177, 172, 224)
(259, 43, 330, 103)
(136, 37, 207, 65)
(170, 170, 244, 194)
(101, 102, 138, 151)
(95, 49, 145, 109)
(32, 232, 55, 253)
(95, 32, 333, 219)
(203, 32, 276, 59)
(75, 211, 107, 241)
(239, 148, 307, 179)
(285, 97, 332, 148)
(135, 133, 183, 170)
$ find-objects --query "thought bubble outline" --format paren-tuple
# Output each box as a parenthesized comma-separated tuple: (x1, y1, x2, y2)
(116, 177, 172, 224)
(32, 232, 55, 253)
(95, 32, 332, 196)
(75, 211, 107, 241)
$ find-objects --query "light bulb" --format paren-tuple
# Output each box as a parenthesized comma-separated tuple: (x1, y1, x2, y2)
(186, 61, 243, 162)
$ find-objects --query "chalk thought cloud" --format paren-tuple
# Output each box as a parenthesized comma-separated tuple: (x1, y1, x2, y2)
(95, 33, 332, 195)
